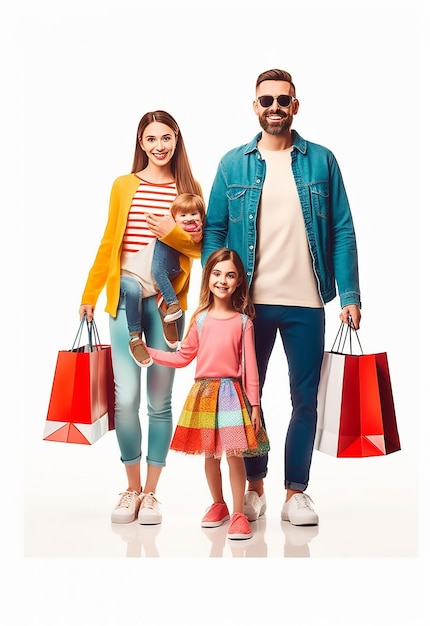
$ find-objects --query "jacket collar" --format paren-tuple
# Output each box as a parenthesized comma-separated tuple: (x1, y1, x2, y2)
(244, 129, 307, 155)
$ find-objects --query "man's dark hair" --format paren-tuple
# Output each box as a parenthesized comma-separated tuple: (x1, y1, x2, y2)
(256, 69, 295, 95)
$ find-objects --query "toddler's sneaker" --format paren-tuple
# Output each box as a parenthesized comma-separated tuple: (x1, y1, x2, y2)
(157, 296, 179, 349)
(138, 492, 162, 525)
(201, 502, 230, 528)
(227, 513, 253, 540)
(281, 493, 319, 526)
(163, 302, 183, 323)
(111, 490, 143, 524)
(161, 318, 179, 349)
(129, 337, 153, 367)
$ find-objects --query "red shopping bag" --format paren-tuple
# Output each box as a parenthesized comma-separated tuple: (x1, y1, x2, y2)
(43, 316, 115, 445)
(315, 322, 400, 458)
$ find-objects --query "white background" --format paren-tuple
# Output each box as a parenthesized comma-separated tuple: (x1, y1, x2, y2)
(4, 0, 429, 624)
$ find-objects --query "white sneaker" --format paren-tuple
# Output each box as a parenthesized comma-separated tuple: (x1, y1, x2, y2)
(138, 492, 162, 525)
(281, 493, 319, 526)
(111, 490, 143, 524)
(243, 491, 266, 522)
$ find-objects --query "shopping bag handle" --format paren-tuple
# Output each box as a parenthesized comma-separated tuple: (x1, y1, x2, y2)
(331, 317, 363, 355)
(71, 314, 103, 352)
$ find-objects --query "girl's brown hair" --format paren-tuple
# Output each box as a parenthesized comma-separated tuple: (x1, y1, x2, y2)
(131, 110, 203, 197)
(188, 248, 255, 331)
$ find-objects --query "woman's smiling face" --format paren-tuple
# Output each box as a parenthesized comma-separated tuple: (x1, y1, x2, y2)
(140, 121, 177, 168)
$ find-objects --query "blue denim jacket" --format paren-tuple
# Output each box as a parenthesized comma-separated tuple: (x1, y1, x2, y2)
(202, 130, 361, 308)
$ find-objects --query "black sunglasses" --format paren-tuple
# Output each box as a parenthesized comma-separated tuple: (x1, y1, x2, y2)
(257, 95, 296, 108)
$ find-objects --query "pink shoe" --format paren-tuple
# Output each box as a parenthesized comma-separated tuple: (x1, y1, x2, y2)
(227, 513, 253, 540)
(201, 503, 230, 528)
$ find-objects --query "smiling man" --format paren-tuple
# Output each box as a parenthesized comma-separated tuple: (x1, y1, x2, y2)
(202, 68, 362, 527)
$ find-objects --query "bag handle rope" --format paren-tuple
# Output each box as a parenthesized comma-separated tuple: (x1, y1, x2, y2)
(71, 314, 103, 352)
(331, 317, 363, 356)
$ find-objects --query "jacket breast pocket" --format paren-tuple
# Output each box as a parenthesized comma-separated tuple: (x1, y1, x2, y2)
(227, 188, 247, 223)
(310, 182, 329, 218)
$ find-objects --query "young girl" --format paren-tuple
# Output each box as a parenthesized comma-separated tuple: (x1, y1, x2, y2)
(141, 248, 264, 540)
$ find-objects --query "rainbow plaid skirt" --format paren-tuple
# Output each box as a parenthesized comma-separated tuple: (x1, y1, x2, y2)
(170, 378, 258, 458)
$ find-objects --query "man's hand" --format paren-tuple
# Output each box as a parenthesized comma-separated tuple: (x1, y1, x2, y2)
(340, 304, 361, 330)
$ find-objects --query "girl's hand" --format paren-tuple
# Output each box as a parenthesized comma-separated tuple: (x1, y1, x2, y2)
(79, 304, 94, 321)
(251, 406, 262, 432)
(145, 213, 175, 238)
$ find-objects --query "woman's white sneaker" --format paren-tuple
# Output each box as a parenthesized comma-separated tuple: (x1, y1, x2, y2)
(138, 492, 162, 525)
(281, 493, 319, 526)
(111, 490, 143, 524)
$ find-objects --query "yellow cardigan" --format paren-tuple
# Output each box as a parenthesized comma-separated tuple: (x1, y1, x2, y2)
(81, 174, 202, 317)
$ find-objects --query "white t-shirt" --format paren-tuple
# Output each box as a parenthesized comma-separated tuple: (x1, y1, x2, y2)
(251, 146, 322, 307)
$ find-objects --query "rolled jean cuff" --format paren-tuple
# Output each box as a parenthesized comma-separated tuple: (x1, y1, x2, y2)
(246, 470, 267, 482)
(122, 453, 142, 466)
(146, 456, 166, 468)
(285, 481, 308, 491)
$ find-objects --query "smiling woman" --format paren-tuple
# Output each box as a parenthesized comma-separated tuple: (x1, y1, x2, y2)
(78, 109, 204, 526)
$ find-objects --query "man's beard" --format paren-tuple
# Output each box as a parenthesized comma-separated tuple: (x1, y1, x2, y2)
(259, 112, 292, 135)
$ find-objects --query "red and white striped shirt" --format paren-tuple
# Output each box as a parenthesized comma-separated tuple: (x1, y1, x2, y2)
(122, 176, 177, 253)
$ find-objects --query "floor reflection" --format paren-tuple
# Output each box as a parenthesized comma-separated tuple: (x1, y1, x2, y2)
(111, 522, 161, 558)
(280, 520, 319, 558)
(201, 516, 269, 558)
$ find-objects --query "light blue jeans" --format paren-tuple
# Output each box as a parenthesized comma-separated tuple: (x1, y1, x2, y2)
(109, 294, 184, 467)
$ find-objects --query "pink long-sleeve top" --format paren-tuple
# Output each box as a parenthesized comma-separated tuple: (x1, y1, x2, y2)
(147, 312, 260, 406)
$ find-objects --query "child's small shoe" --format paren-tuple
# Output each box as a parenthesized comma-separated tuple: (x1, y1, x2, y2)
(201, 503, 230, 528)
(129, 337, 153, 368)
(227, 513, 253, 540)
(163, 302, 183, 323)
(157, 297, 179, 349)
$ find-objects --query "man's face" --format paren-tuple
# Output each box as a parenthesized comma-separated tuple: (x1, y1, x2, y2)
(253, 80, 299, 135)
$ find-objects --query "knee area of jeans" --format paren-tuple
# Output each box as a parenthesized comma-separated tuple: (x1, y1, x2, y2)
(147, 408, 173, 422)
(115, 401, 141, 417)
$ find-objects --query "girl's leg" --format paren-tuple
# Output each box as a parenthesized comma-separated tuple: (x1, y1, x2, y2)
(200, 457, 230, 528)
(227, 456, 246, 514)
(204, 457, 225, 503)
(225, 456, 252, 540)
